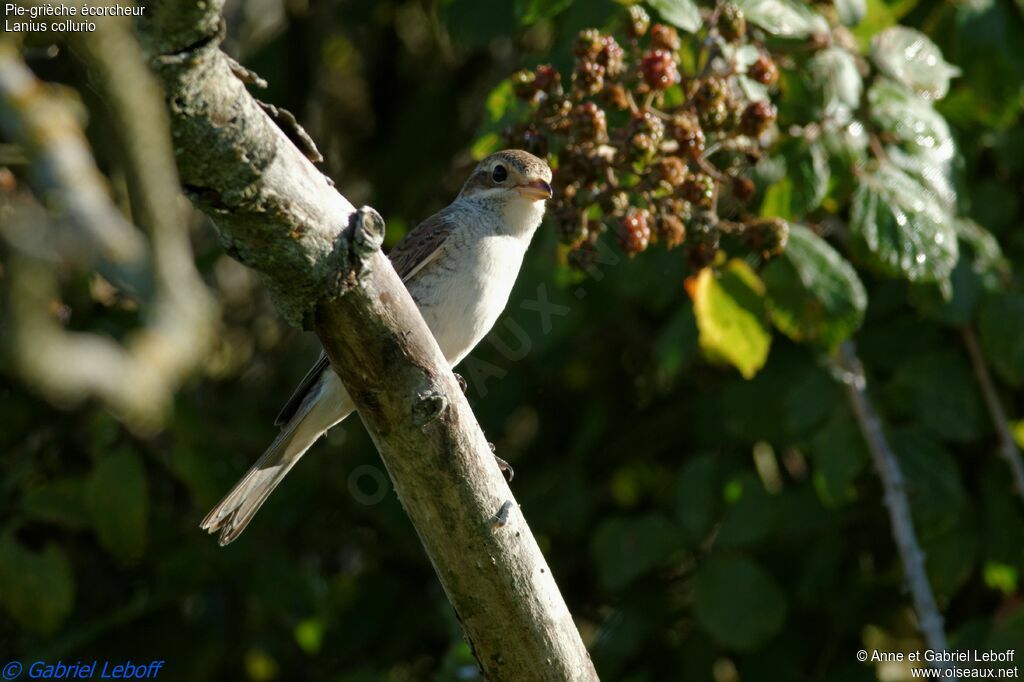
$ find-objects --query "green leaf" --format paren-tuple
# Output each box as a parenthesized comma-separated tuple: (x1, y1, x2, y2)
(889, 351, 987, 443)
(955, 218, 1011, 285)
(809, 408, 868, 506)
(763, 226, 867, 350)
(868, 79, 955, 166)
(734, 0, 829, 37)
(835, 0, 867, 26)
(692, 259, 772, 379)
(514, 0, 573, 25)
(694, 556, 787, 651)
(0, 535, 74, 635)
(674, 454, 719, 541)
(716, 472, 779, 548)
(870, 26, 960, 100)
(647, 0, 701, 33)
(808, 47, 863, 118)
(850, 162, 958, 286)
(978, 294, 1024, 387)
(21, 477, 90, 530)
(86, 448, 149, 564)
(591, 515, 684, 590)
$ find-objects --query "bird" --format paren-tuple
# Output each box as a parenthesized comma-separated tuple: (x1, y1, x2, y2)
(201, 149, 553, 545)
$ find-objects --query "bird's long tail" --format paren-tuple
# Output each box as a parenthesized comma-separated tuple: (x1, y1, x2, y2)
(200, 389, 344, 545)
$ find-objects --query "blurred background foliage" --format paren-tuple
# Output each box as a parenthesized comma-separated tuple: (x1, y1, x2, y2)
(2, 0, 1024, 680)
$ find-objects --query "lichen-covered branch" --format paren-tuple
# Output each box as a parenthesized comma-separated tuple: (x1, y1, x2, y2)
(135, 1, 597, 678)
(836, 342, 950, 674)
(960, 326, 1024, 503)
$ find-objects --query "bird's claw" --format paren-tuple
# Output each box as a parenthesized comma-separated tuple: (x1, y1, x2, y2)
(493, 453, 514, 482)
(454, 372, 467, 394)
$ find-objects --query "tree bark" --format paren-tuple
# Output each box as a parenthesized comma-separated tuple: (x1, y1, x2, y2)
(136, 2, 597, 679)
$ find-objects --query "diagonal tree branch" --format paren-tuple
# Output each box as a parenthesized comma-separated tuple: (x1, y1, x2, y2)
(960, 325, 1024, 504)
(836, 341, 950, 677)
(136, 1, 597, 679)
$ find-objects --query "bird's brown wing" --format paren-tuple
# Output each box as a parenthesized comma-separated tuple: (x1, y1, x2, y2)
(273, 208, 458, 427)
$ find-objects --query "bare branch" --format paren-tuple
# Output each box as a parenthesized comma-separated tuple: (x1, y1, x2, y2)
(835, 341, 950, 673)
(135, 1, 598, 677)
(961, 325, 1024, 503)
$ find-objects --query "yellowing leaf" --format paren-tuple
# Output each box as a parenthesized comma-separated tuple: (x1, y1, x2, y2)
(692, 260, 772, 379)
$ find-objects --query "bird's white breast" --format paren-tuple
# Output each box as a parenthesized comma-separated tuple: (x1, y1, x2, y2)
(409, 197, 544, 367)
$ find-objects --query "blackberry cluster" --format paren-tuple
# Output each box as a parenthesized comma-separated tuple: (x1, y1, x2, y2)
(504, 4, 785, 270)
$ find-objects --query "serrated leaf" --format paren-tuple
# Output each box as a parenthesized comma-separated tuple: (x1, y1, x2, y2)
(734, 0, 829, 37)
(868, 79, 955, 165)
(850, 162, 958, 286)
(836, 0, 867, 26)
(763, 226, 867, 350)
(978, 294, 1024, 387)
(808, 47, 863, 118)
(86, 448, 148, 564)
(885, 146, 956, 213)
(647, 0, 702, 33)
(591, 515, 684, 590)
(870, 26, 960, 100)
(692, 259, 772, 379)
(694, 556, 787, 651)
(0, 536, 74, 635)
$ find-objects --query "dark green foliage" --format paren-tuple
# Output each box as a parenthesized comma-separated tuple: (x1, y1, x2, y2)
(3, 0, 1024, 680)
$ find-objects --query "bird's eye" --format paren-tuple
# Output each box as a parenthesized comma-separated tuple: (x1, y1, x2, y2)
(491, 165, 508, 183)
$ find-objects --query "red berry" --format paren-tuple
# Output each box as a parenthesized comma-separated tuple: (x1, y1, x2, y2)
(687, 210, 721, 269)
(534, 64, 562, 95)
(740, 100, 777, 136)
(650, 23, 680, 51)
(748, 55, 779, 86)
(618, 207, 652, 255)
(572, 102, 608, 142)
(641, 49, 680, 91)
(669, 114, 706, 160)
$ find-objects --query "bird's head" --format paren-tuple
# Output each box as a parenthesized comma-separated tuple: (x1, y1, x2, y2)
(458, 150, 553, 205)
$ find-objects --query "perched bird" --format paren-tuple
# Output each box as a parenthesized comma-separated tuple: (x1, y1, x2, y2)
(202, 150, 553, 545)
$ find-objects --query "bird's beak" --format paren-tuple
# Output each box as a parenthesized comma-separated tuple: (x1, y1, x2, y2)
(518, 179, 553, 200)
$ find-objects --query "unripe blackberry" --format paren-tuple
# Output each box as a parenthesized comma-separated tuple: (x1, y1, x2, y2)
(626, 109, 665, 162)
(512, 69, 538, 101)
(695, 77, 729, 108)
(641, 49, 680, 91)
(687, 210, 721, 269)
(618, 207, 652, 255)
(744, 217, 789, 258)
(603, 83, 631, 110)
(626, 5, 651, 38)
(572, 102, 608, 142)
(732, 176, 756, 203)
(748, 55, 779, 86)
(681, 172, 716, 208)
(669, 113, 706, 160)
(560, 144, 606, 182)
(601, 189, 631, 216)
(740, 100, 777, 136)
(534, 64, 563, 96)
(719, 4, 746, 43)
(655, 200, 689, 249)
(573, 60, 606, 97)
(598, 36, 627, 79)
(654, 155, 688, 190)
(555, 206, 588, 245)
(699, 100, 732, 130)
(650, 23, 681, 51)
(575, 29, 604, 60)
(504, 123, 550, 158)
(544, 98, 573, 132)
